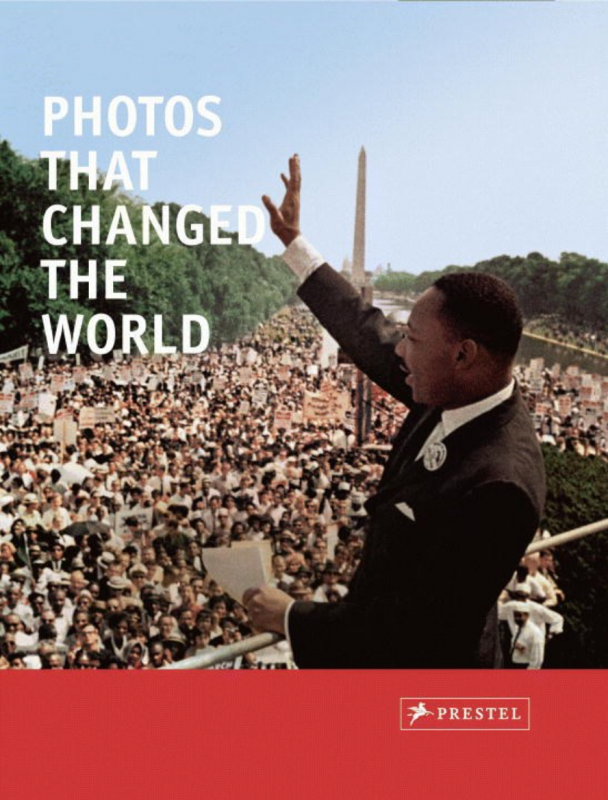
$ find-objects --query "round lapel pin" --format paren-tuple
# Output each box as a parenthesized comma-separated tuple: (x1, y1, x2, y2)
(423, 442, 447, 471)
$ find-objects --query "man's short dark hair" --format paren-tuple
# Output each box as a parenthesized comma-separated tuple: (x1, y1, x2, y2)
(433, 271, 523, 358)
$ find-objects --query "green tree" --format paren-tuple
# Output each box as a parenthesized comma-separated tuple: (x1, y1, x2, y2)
(541, 445, 608, 668)
(0, 139, 297, 353)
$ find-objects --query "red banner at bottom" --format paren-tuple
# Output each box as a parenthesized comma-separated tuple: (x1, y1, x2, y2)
(0, 670, 605, 800)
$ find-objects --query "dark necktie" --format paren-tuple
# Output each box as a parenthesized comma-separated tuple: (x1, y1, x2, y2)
(510, 627, 522, 660)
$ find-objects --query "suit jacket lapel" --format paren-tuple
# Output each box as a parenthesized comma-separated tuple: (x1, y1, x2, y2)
(369, 390, 522, 511)
(379, 405, 442, 487)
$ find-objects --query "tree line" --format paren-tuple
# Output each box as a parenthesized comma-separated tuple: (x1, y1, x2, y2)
(375, 252, 607, 330)
(0, 139, 297, 353)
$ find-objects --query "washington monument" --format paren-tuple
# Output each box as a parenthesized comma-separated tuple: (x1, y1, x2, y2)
(351, 146, 366, 287)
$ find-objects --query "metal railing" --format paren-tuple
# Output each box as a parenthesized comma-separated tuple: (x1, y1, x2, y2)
(525, 518, 608, 555)
(161, 631, 282, 670)
(161, 517, 608, 670)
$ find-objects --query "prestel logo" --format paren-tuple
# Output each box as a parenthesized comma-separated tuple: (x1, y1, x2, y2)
(399, 697, 530, 731)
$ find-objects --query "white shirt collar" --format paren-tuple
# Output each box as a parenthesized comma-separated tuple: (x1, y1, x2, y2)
(441, 379, 515, 438)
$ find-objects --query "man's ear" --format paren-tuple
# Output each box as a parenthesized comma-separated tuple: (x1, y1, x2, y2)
(455, 339, 478, 369)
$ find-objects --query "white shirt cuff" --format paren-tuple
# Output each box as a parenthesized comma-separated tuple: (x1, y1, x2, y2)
(283, 599, 296, 647)
(282, 235, 325, 282)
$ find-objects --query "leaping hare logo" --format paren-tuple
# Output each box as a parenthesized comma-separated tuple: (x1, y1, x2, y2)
(406, 702, 434, 727)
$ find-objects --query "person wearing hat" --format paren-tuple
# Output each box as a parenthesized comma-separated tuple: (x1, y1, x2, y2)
(128, 563, 149, 596)
(160, 632, 186, 664)
(95, 550, 116, 580)
(18, 494, 43, 529)
(96, 556, 129, 602)
(74, 589, 94, 613)
(313, 563, 349, 604)
(244, 156, 546, 668)
(0, 539, 17, 570)
(41, 494, 71, 532)
(500, 602, 545, 669)
(287, 578, 313, 603)
(498, 584, 563, 665)
(106, 575, 133, 597)
(10, 567, 32, 597)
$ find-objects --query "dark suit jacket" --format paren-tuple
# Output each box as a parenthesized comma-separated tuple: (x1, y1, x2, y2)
(288, 264, 546, 668)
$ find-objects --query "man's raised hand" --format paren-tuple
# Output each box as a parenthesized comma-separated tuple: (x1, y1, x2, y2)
(262, 154, 301, 247)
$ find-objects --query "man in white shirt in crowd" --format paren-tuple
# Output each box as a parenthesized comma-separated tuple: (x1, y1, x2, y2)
(41, 494, 71, 531)
(269, 555, 294, 590)
(499, 583, 563, 667)
(313, 564, 349, 603)
(500, 602, 545, 669)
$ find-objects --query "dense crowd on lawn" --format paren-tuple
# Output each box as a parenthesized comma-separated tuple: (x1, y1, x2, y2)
(0, 308, 390, 669)
(515, 358, 607, 459)
(0, 305, 592, 669)
(525, 315, 608, 357)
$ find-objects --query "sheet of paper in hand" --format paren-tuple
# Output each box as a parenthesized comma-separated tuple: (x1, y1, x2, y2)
(203, 541, 272, 603)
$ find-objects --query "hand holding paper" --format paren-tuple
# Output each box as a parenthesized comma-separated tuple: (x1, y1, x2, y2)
(203, 541, 290, 634)
(242, 586, 291, 636)
(202, 541, 271, 604)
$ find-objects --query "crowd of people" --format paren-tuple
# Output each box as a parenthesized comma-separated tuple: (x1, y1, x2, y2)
(0, 304, 596, 669)
(0, 308, 390, 669)
(526, 315, 607, 357)
(498, 550, 566, 669)
(515, 358, 607, 459)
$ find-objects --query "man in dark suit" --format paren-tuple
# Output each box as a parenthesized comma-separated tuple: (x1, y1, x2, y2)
(244, 155, 545, 668)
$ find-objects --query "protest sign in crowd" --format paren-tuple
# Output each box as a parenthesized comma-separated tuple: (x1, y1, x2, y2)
(515, 357, 607, 459)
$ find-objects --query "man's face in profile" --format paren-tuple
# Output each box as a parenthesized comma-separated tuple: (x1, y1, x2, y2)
(395, 288, 460, 407)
